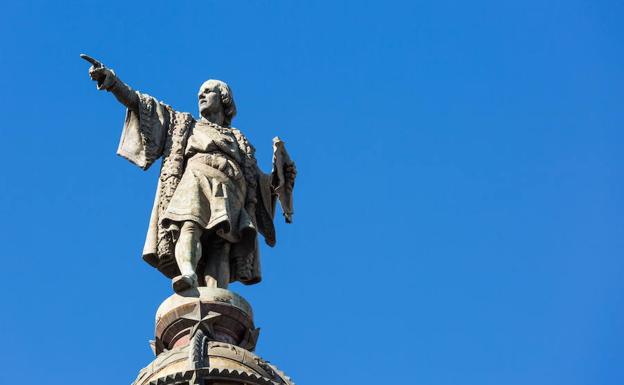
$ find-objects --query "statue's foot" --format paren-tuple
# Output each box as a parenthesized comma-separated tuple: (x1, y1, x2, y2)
(172, 274, 198, 293)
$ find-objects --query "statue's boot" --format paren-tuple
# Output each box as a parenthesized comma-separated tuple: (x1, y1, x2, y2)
(172, 274, 197, 293)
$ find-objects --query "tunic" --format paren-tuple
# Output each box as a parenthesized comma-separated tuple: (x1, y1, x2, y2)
(162, 120, 255, 248)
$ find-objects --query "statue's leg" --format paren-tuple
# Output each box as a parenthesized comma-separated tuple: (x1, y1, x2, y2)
(203, 238, 231, 289)
(173, 220, 202, 292)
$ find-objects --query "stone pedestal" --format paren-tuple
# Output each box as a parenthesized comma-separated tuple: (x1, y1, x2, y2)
(132, 288, 294, 385)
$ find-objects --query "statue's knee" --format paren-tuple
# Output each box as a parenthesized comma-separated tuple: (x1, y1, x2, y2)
(180, 221, 201, 237)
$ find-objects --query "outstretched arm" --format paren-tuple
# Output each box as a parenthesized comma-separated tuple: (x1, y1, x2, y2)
(80, 54, 139, 112)
(81, 54, 173, 170)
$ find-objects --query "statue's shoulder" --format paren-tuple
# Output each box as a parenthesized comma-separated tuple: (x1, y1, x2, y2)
(229, 126, 245, 137)
(230, 126, 256, 157)
(168, 111, 195, 134)
(173, 110, 195, 122)
(137, 92, 195, 132)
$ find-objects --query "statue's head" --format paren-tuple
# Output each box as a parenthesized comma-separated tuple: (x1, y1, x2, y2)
(197, 79, 237, 126)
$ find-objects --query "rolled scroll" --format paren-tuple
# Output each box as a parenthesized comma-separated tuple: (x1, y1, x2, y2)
(272, 137, 296, 223)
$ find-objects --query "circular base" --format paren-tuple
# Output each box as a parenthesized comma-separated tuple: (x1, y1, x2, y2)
(154, 287, 258, 354)
(157, 287, 253, 320)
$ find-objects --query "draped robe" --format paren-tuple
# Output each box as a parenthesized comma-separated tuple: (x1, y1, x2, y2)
(117, 92, 278, 285)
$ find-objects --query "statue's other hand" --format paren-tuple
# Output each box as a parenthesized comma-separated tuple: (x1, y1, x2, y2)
(80, 54, 116, 91)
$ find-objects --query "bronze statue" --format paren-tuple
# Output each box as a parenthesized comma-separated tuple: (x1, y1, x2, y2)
(81, 54, 296, 293)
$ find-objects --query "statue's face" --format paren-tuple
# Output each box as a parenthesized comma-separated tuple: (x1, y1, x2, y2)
(198, 81, 223, 117)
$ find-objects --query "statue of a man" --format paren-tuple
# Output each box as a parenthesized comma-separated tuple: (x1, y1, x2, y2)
(81, 55, 296, 293)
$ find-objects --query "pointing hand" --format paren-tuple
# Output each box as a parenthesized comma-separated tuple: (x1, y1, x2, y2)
(80, 54, 117, 91)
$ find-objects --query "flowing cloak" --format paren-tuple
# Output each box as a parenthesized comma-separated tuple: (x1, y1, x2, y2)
(116, 92, 279, 285)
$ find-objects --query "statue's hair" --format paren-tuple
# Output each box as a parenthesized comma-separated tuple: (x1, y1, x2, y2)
(200, 79, 237, 127)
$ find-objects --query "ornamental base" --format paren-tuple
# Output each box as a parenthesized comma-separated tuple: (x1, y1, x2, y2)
(132, 287, 293, 385)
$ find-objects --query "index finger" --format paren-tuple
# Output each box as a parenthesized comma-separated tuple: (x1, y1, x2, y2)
(80, 53, 103, 68)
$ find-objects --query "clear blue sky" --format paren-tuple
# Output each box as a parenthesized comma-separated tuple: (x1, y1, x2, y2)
(0, 1, 622, 384)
